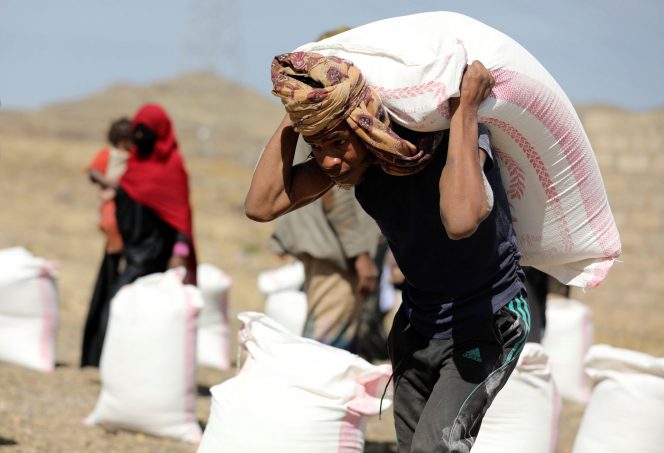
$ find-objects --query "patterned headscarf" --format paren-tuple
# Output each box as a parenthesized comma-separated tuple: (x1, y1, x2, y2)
(271, 52, 434, 176)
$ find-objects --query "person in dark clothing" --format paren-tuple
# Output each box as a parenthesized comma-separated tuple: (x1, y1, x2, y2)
(523, 266, 548, 343)
(81, 104, 197, 368)
(523, 266, 572, 342)
(245, 53, 529, 452)
(81, 118, 132, 368)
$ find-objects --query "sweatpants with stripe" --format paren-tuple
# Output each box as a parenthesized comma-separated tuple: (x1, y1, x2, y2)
(388, 292, 530, 453)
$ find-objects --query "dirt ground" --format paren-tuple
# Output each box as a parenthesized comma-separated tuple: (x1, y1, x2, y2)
(0, 134, 583, 453)
(0, 78, 661, 452)
(0, 129, 402, 453)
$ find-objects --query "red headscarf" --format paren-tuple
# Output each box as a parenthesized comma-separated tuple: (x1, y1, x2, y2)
(119, 104, 193, 239)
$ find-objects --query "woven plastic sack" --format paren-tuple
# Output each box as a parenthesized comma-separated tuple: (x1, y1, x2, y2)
(541, 297, 593, 402)
(86, 269, 203, 443)
(296, 11, 621, 288)
(257, 260, 305, 295)
(0, 247, 59, 372)
(473, 343, 562, 453)
(264, 289, 307, 336)
(572, 345, 664, 453)
(197, 264, 232, 370)
(197, 312, 392, 453)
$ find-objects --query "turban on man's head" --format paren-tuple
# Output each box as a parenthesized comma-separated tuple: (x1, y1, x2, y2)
(271, 52, 433, 176)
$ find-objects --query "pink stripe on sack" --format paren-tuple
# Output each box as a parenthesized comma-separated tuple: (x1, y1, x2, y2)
(488, 69, 621, 267)
(337, 411, 362, 453)
(183, 288, 201, 443)
(374, 80, 446, 101)
(549, 380, 562, 453)
(374, 49, 456, 120)
(483, 116, 574, 251)
(587, 260, 613, 288)
(494, 147, 526, 200)
(38, 265, 56, 372)
(219, 288, 230, 370)
(370, 63, 619, 285)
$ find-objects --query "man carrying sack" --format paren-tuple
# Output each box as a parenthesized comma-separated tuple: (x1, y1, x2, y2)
(245, 53, 529, 452)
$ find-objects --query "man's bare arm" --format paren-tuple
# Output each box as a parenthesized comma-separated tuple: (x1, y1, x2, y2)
(245, 114, 334, 222)
(439, 61, 494, 240)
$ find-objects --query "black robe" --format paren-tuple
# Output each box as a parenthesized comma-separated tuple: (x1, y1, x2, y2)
(80, 188, 176, 368)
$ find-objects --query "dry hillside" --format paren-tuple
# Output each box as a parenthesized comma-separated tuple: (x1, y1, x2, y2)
(0, 72, 662, 452)
(0, 72, 281, 166)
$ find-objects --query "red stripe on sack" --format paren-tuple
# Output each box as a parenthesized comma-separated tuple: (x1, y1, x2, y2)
(489, 69, 620, 262)
(483, 116, 574, 252)
(374, 80, 445, 100)
(586, 259, 613, 288)
(183, 288, 202, 443)
(365, 61, 619, 283)
(373, 50, 455, 121)
(219, 287, 231, 370)
(337, 410, 362, 453)
(549, 379, 562, 453)
(494, 147, 526, 200)
(373, 81, 450, 120)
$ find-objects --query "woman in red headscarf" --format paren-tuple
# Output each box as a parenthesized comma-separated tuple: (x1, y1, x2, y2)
(80, 103, 197, 368)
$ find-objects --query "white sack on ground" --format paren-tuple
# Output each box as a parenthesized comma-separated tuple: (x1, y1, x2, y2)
(198, 312, 393, 453)
(86, 269, 203, 443)
(257, 260, 305, 295)
(0, 247, 59, 372)
(572, 345, 664, 453)
(264, 289, 307, 336)
(473, 343, 562, 453)
(541, 297, 593, 403)
(197, 264, 232, 371)
(296, 11, 621, 288)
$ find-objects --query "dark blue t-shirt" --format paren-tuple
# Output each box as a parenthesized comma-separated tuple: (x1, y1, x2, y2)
(355, 125, 524, 339)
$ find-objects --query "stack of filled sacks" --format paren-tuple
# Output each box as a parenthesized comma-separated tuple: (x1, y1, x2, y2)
(295, 11, 621, 289)
(198, 312, 393, 453)
(0, 247, 59, 372)
(541, 297, 594, 403)
(473, 343, 562, 453)
(197, 263, 232, 371)
(85, 269, 203, 443)
(257, 261, 308, 336)
(572, 345, 664, 453)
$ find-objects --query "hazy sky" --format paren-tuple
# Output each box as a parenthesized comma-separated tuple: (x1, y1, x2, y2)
(1, 0, 662, 110)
